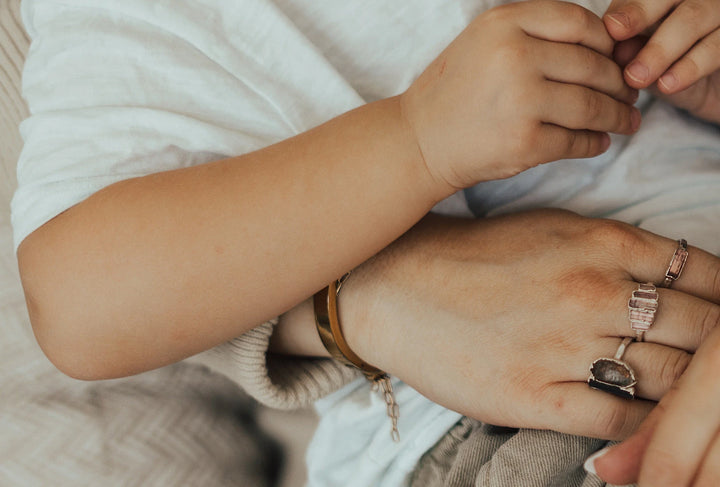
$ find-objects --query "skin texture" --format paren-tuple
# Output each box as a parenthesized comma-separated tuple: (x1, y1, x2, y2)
(587, 2, 720, 484)
(276, 210, 720, 440)
(17, 0, 637, 380)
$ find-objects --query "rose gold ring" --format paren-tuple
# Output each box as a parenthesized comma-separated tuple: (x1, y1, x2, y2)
(628, 283, 659, 342)
(661, 239, 688, 288)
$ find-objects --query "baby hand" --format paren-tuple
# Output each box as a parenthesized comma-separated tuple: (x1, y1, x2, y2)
(401, 0, 640, 192)
(604, 0, 720, 124)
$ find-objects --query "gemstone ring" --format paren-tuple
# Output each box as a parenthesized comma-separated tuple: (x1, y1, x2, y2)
(588, 337, 637, 400)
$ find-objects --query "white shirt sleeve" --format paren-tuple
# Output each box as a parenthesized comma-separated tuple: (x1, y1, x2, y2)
(12, 0, 367, 250)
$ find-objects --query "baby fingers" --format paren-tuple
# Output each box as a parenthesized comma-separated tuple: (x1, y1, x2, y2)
(539, 40, 639, 104)
(542, 82, 641, 135)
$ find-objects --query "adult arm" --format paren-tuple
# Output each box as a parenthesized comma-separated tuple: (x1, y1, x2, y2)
(275, 210, 720, 439)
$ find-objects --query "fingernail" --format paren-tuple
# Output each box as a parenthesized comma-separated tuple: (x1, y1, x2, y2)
(631, 108, 641, 131)
(606, 12, 630, 29)
(658, 72, 678, 92)
(584, 447, 611, 476)
(626, 62, 649, 84)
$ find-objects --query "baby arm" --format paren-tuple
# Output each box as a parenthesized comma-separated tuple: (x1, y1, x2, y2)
(18, 0, 637, 381)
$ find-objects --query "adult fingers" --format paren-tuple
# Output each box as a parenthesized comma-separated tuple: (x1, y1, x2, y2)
(577, 338, 691, 401)
(542, 83, 640, 134)
(589, 399, 664, 484)
(636, 330, 720, 486)
(621, 2, 720, 89)
(504, 0, 615, 56)
(691, 433, 720, 486)
(600, 225, 720, 305)
(603, 285, 720, 352)
(604, 0, 680, 41)
(538, 40, 639, 104)
(658, 29, 720, 94)
(533, 381, 655, 440)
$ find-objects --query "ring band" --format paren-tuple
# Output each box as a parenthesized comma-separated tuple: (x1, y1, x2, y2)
(661, 239, 688, 288)
(628, 283, 659, 342)
(588, 337, 637, 400)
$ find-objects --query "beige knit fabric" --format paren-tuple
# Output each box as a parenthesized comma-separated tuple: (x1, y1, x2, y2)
(189, 320, 359, 410)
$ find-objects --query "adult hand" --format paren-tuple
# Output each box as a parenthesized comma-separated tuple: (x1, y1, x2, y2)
(401, 0, 639, 192)
(589, 324, 720, 486)
(604, 0, 720, 124)
(339, 210, 720, 440)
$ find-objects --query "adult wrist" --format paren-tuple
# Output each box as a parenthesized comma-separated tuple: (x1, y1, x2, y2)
(314, 273, 401, 441)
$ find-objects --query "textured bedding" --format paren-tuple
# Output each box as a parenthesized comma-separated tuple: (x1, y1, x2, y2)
(0, 2, 280, 485)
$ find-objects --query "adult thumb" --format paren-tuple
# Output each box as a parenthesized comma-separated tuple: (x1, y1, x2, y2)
(584, 405, 662, 485)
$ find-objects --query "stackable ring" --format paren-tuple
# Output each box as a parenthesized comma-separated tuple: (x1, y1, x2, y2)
(661, 239, 688, 288)
(628, 283, 659, 342)
(588, 337, 637, 399)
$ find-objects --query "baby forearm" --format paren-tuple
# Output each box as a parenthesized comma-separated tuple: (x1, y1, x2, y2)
(17, 96, 443, 380)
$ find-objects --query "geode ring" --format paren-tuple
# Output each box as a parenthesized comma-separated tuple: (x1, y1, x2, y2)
(588, 337, 637, 400)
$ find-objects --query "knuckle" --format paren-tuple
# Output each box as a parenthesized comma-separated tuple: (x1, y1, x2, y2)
(582, 92, 604, 123)
(657, 351, 691, 392)
(562, 129, 580, 155)
(606, 69, 627, 98)
(578, 47, 600, 76)
(610, 103, 628, 133)
(699, 304, 720, 342)
(678, 0, 710, 25)
(564, 3, 594, 30)
(593, 403, 632, 438)
(707, 31, 720, 54)
(620, 104, 636, 133)
(587, 219, 643, 252)
(679, 55, 702, 82)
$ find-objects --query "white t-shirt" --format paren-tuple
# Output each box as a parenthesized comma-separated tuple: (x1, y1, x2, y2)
(13, 0, 621, 249)
(14, 0, 720, 485)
